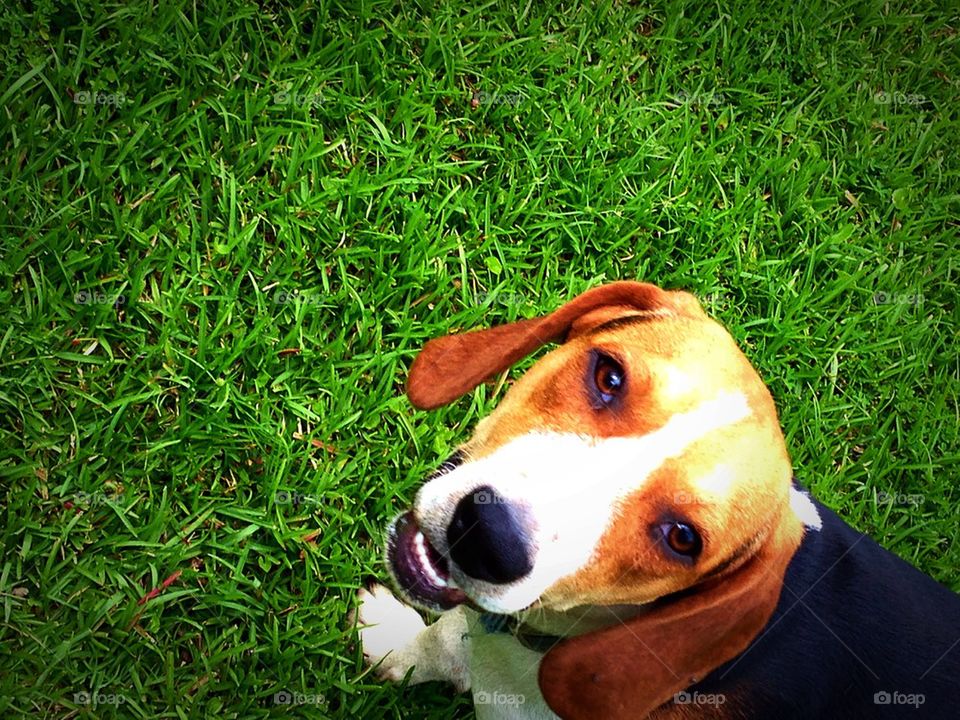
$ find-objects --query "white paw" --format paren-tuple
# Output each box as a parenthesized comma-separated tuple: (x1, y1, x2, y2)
(355, 583, 426, 682)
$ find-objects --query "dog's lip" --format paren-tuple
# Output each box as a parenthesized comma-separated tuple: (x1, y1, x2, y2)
(387, 511, 468, 610)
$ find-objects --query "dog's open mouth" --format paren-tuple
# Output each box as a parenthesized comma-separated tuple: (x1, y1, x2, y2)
(387, 511, 468, 610)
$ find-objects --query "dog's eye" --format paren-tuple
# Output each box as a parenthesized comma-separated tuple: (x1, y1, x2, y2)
(661, 522, 702, 557)
(593, 353, 625, 405)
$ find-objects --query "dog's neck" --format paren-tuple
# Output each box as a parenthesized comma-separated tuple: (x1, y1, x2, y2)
(513, 602, 651, 638)
(475, 603, 650, 655)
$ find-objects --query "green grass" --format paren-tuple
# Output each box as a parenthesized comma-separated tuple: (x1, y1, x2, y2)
(1, 0, 958, 717)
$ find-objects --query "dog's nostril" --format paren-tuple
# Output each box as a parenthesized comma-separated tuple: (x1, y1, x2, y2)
(446, 485, 533, 585)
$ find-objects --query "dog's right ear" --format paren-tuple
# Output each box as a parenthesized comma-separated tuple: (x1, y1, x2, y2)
(537, 524, 799, 720)
(406, 281, 703, 410)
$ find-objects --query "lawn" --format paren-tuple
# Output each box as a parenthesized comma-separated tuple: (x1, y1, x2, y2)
(1, 0, 957, 718)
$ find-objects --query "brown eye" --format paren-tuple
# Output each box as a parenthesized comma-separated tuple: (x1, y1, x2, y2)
(662, 522, 702, 557)
(593, 354, 625, 404)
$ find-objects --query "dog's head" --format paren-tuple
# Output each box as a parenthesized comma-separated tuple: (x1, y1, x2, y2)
(385, 281, 809, 718)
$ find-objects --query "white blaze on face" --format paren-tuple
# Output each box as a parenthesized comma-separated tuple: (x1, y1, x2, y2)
(414, 391, 753, 613)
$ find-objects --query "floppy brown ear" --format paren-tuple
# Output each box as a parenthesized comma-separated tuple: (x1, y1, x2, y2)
(406, 281, 702, 410)
(538, 533, 797, 720)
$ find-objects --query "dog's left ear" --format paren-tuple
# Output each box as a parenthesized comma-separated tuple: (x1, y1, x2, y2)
(407, 281, 704, 409)
(537, 532, 797, 720)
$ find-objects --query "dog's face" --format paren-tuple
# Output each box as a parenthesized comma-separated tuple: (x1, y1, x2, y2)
(386, 283, 802, 620)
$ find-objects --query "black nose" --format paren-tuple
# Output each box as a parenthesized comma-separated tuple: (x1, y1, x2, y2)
(446, 486, 533, 584)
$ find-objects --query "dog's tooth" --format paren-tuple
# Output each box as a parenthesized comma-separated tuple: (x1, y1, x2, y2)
(413, 531, 447, 587)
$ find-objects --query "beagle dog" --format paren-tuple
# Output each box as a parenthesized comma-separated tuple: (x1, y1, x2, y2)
(356, 281, 960, 719)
